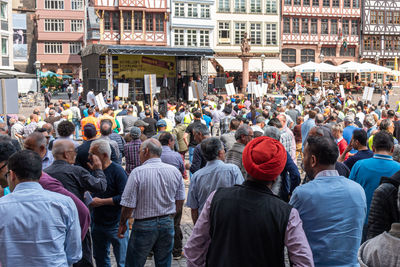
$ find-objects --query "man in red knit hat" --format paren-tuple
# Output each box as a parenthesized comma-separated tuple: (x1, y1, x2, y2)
(184, 136, 314, 267)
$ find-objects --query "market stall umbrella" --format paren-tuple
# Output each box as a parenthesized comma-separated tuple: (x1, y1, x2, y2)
(361, 62, 392, 73)
(318, 62, 344, 73)
(292, 61, 320, 73)
(249, 58, 292, 72)
(40, 71, 57, 78)
(338, 61, 364, 73)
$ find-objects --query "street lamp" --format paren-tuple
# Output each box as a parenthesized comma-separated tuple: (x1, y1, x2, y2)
(319, 53, 325, 63)
(261, 54, 265, 84)
(34, 60, 41, 92)
(375, 54, 380, 65)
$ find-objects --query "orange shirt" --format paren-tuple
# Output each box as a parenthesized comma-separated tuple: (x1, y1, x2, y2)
(97, 114, 117, 130)
(81, 116, 99, 140)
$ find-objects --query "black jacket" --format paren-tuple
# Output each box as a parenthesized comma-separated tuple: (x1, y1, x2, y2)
(367, 171, 400, 240)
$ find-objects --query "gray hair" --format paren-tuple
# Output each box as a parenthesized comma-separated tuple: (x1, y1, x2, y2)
(142, 138, 162, 157)
(27, 132, 47, 148)
(393, 144, 400, 162)
(201, 137, 223, 161)
(90, 139, 111, 158)
(263, 126, 281, 141)
(193, 124, 210, 137)
(379, 119, 393, 131)
(235, 125, 252, 140)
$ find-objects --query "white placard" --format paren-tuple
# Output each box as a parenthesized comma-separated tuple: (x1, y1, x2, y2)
(144, 74, 157, 94)
(262, 83, 268, 95)
(95, 93, 107, 110)
(247, 82, 256, 93)
(362, 86, 369, 100)
(254, 84, 263, 98)
(188, 86, 197, 101)
(322, 86, 326, 97)
(118, 83, 129, 98)
(339, 85, 345, 98)
(367, 87, 374, 102)
(225, 83, 235, 96)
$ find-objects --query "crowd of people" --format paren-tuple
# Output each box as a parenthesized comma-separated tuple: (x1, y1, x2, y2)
(0, 84, 400, 267)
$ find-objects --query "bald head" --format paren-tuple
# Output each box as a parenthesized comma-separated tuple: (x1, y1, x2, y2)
(24, 132, 47, 158)
(18, 115, 26, 122)
(52, 139, 76, 164)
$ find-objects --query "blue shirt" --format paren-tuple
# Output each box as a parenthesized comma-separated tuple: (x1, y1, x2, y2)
(301, 118, 315, 146)
(42, 149, 54, 170)
(160, 146, 185, 175)
(186, 159, 244, 212)
(343, 125, 358, 144)
(290, 170, 366, 267)
(0, 182, 82, 266)
(344, 149, 374, 170)
(349, 154, 400, 224)
(202, 114, 212, 128)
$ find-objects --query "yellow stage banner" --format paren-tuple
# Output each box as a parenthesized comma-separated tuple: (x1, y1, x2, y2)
(101, 55, 176, 79)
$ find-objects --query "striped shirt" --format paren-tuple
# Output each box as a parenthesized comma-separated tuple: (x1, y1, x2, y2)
(121, 158, 186, 219)
(124, 139, 142, 174)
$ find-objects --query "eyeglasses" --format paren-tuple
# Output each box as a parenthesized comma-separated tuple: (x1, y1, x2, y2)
(0, 162, 7, 171)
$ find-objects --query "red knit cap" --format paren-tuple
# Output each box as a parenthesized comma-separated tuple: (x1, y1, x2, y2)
(242, 136, 287, 181)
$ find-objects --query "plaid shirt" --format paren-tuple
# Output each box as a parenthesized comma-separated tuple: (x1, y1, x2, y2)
(124, 139, 142, 175)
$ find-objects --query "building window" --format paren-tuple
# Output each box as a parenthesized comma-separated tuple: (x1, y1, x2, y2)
(371, 11, 377, 24)
(69, 42, 82, 54)
(301, 49, 315, 62)
(292, 18, 299, 34)
(284, 0, 291, 5)
(218, 22, 230, 43)
(342, 19, 349, 35)
(235, 0, 246, 12)
(200, 5, 210, 18)
(331, 19, 338, 35)
(188, 4, 198, 17)
(321, 46, 336, 56)
(313, 0, 319, 6)
(218, 0, 230, 12)
(71, 20, 83, 32)
(71, 0, 83, 10)
(386, 37, 393, 51)
(187, 29, 197, 46)
(351, 20, 358, 35)
(174, 3, 185, 17)
(112, 12, 119, 31)
(155, 13, 164, 32)
(353, 0, 359, 8)
(250, 23, 261, 44)
(322, 0, 329, 7)
(340, 46, 355, 56)
(199, 30, 209, 46)
(283, 18, 290, 34)
(123, 12, 132, 31)
(282, 48, 296, 63)
(302, 18, 309, 34)
(104, 12, 110, 30)
(235, 22, 246, 44)
(332, 0, 339, 7)
(394, 12, 400, 24)
(372, 36, 380, 50)
(293, 0, 301, 6)
(387, 12, 393, 24)
(377, 11, 384, 24)
(250, 0, 261, 13)
(311, 19, 317, 34)
(145, 13, 153, 31)
(364, 37, 371, 50)
(44, 0, 64, 9)
(321, 19, 328, 34)
(265, 23, 277, 45)
(304, 0, 310, 5)
(134, 12, 142, 31)
(44, 19, 64, 32)
(1, 37, 7, 56)
(344, 0, 350, 7)
(44, 42, 63, 54)
(174, 29, 184, 46)
(266, 0, 277, 14)
(394, 37, 400, 50)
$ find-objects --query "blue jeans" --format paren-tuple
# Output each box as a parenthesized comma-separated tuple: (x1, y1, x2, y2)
(72, 118, 80, 140)
(189, 146, 195, 179)
(126, 216, 174, 267)
(92, 222, 129, 267)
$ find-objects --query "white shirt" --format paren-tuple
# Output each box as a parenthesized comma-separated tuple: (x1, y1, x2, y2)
(356, 112, 365, 124)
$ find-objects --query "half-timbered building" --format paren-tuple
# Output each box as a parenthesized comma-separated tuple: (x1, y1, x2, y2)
(281, 0, 361, 67)
(361, 0, 400, 69)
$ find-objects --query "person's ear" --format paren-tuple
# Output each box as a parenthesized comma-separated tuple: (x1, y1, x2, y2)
(310, 155, 317, 168)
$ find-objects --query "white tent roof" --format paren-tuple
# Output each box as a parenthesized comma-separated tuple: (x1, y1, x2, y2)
(361, 62, 392, 73)
(338, 61, 364, 73)
(318, 62, 344, 73)
(215, 57, 292, 72)
(292, 61, 319, 73)
(207, 61, 217, 75)
(249, 58, 292, 72)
